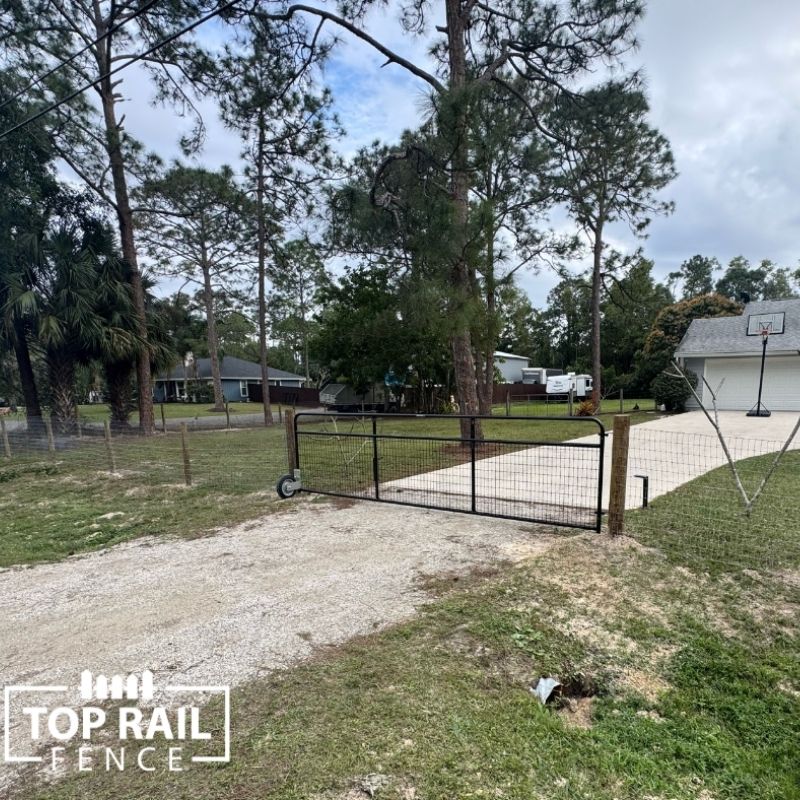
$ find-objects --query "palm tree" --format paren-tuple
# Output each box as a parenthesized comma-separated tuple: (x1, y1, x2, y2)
(0, 76, 56, 434)
(27, 194, 139, 434)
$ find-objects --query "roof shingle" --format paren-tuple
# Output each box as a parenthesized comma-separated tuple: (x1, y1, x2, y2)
(157, 356, 305, 382)
(676, 299, 800, 357)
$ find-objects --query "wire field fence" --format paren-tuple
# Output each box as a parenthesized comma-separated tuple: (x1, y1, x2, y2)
(0, 421, 292, 489)
(494, 395, 658, 417)
(292, 412, 605, 531)
(624, 426, 800, 573)
(3, 408, 798, 576)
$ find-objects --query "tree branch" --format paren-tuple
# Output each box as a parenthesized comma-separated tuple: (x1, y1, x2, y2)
(271, 4, 445, 93)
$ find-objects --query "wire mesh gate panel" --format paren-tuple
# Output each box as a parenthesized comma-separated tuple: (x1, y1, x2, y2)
(292, 413, 605, 531)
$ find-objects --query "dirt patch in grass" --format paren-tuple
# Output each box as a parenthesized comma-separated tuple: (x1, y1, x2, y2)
(558, 696, 595, 729)
(620, 667, 671, 703)
(417, 563, 508, 596)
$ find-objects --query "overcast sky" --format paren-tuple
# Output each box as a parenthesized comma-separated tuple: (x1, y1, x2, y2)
(114, 0, 800, 308)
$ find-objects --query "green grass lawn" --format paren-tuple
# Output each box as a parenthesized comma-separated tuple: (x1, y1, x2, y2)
(75, 401, 283, 422)
(0, 426, 288, 568)
(628, 449, 800, 573)
(19, 534, 799, 800)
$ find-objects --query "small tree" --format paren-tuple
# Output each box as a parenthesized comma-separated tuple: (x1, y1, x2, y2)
(601, 257, 672, 393)
(551, 80, 676, 408)
(137, 165, 250, 411)
(651, 367, 696, 412)
(269, 239, 330, 382)
(218, 13, 338, 425)
(667, 254, 720, 299)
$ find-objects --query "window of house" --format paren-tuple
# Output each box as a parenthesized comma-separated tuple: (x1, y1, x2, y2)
(240, 380, 249, 398)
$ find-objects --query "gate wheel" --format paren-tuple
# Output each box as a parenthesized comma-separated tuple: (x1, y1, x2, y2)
(276, 473, 299, 499)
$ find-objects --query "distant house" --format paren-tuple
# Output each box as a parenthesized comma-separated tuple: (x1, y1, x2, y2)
(154, 356, 306, 403)
(493, 351, 530, 384)
(676, 299, 800, 411)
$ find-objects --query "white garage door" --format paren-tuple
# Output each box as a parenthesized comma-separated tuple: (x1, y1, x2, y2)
(704, 356, 800, 411)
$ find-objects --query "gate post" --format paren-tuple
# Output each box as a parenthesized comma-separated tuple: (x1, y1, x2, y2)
(371, 415, 380, 500)
(608, 414, 631, 536)
(1, 418, 10, 459)
(470, 416, 477, 512)
(285, 409, 297, 472)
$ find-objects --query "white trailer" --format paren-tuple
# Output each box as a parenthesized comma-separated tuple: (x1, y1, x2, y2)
(546, 372, 593, 399)
(522, 367, 564, 385)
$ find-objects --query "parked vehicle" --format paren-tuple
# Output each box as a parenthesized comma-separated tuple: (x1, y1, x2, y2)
(320, 383, 391, 412)
(522, 367, 564, 385)
(546, 372, 593, 399)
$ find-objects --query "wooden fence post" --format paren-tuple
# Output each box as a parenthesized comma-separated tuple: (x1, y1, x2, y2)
(608, 414, 631, 536)
(160, 403, 167, 434)
(180, 422, 192, 486)
(76, 417, 83, 439)
(1, 418, 10, 459)
(285, 409, 297, 472)
(619, 388, 624, 414)
(44, 417, 55, 453)
(225, 401, 231, 430)
(103, 420, 117, 473)
(505, 392, 511, 417)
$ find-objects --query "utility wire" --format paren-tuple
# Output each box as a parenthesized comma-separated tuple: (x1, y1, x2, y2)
(0, 0, 161, 112)
(0, 0, 241, 141)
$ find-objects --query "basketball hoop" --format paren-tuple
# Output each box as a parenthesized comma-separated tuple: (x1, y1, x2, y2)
(747, 323, 772, 417)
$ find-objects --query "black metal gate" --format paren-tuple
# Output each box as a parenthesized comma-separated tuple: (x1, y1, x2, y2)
(283, 412, 605, 532)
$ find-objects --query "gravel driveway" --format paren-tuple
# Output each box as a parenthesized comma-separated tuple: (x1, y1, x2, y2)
(0, 499, 551, 790)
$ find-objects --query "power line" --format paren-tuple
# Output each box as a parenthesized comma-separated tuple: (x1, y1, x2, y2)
(0, 0, 241, 141)
(0, 0, 161, 112)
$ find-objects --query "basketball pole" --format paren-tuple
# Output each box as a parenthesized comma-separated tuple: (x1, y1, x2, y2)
(746, 327, 771, 418)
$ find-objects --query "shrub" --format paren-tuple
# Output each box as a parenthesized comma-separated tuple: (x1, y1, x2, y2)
(575, 399, 596, 416)
(187, 381, 215, 404)
(651, 367, 697, 412)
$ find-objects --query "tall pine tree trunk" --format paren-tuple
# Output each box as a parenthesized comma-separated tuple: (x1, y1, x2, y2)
(94, 17, 153, 435)
(590, 220, 604, 410)
(12, 320, 43, 434)
(256, 115, 274, 426)
(476, 232, 498, 416)
(300, 280, 310, 383)
(445, 0, 481, 440)
(201, 257, 226, 411)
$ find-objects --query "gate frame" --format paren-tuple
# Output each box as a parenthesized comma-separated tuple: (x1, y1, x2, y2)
(286, 412, 606, 532)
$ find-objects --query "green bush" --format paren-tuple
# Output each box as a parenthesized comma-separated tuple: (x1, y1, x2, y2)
(651, 367, 697, 412)
(186, 381, 215, 404)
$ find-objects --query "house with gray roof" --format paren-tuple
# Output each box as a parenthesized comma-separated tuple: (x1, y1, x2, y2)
(153, 356, 306, 403)
(676, 299, 800, 411)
